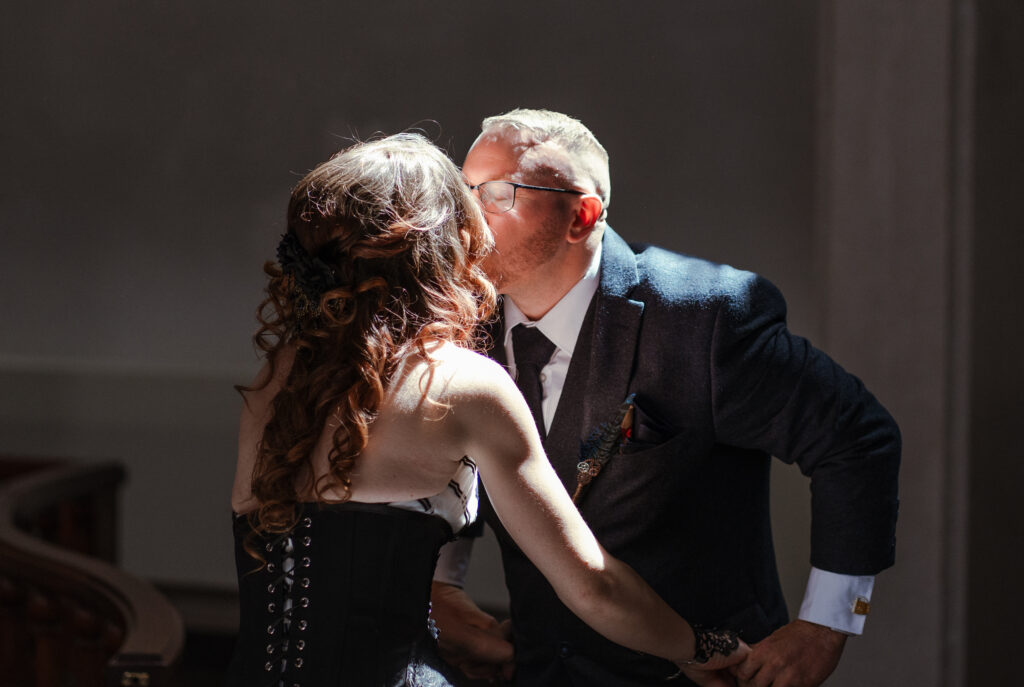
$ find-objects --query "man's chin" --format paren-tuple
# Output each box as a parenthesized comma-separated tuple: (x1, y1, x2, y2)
(482, 266, 509, 294)
(490, 275, 515, 297)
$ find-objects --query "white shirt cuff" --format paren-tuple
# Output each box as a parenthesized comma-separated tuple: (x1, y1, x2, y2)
(432, 536, 474, 587)
(798, 567, 875, 635)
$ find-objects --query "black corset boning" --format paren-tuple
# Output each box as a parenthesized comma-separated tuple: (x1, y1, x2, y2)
(225, 502, 458, 687)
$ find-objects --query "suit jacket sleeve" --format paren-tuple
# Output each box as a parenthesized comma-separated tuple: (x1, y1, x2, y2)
(709, 274, 900, 575)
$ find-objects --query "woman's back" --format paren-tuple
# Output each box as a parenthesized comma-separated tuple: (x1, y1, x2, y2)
(228, 345, 497, 687)
(231, 342, 493, 512)
(226, 502, 459, 687)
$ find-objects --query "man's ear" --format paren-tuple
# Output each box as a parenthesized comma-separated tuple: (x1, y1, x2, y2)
(567, 194, 604, 243)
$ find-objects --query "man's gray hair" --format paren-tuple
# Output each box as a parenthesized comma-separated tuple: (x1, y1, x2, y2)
(481, 109, 611, 214)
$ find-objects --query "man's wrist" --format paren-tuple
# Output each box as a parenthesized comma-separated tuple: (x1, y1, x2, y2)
(797, 567, 875, 635)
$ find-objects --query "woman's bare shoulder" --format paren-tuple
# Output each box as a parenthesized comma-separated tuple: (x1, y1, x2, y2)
(386, 343, 523, 439)
(427, 343, 517, 403)
(422, 344, 537, 461)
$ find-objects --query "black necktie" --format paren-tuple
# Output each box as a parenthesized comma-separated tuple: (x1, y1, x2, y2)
(511, 324, 557, 439)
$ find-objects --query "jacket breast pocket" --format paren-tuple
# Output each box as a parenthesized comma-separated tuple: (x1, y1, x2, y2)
(582, 428, 708, 513)
(619, 428, 690, 458)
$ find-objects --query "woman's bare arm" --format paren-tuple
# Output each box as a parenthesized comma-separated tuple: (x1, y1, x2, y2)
(450, 353, 747, 674)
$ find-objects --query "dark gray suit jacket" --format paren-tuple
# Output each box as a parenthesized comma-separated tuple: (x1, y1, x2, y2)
(479, 227, 900, 686)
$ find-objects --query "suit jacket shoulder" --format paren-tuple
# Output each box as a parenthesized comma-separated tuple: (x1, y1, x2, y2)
(600, 226, 900, 576)
(626, 239, 785, 324)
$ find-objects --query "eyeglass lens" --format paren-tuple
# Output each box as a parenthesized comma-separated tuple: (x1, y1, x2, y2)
(478, 182, 515, 213)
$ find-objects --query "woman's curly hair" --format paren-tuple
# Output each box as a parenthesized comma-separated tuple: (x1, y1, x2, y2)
(240, 133, 496, 539)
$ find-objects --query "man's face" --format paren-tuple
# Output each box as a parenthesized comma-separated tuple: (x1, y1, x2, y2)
(461, 132, 576, 298)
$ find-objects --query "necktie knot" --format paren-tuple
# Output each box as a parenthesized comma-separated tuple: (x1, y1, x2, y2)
(512, 324, 556, 371)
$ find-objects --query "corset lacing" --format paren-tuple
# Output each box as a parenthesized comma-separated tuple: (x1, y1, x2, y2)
(262, 515, 314, 687)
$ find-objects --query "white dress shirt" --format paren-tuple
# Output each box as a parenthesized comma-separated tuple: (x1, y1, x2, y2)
(437, 243, 874, 635)
(500, 244, 603, 432)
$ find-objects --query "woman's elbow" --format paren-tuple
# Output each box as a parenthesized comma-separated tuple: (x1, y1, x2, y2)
(555, 568, 619, 621)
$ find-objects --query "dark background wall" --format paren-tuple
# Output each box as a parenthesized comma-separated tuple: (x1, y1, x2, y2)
(0, 1, 817, 368)
(0, 2, 1018, 685)
(969, 0, 1024, 679)
(0, 0, 816, 588)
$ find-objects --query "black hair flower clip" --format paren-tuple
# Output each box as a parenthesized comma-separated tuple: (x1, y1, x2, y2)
(276, 231, 341, 302)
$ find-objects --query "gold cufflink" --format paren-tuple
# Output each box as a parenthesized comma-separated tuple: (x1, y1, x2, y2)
(852, 596, 871, 616)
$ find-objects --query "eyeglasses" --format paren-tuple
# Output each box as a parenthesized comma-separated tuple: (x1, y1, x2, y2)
(468, 180, 586, 214)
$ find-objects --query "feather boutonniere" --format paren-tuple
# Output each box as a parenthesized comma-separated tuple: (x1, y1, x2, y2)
(572, 393, 636, 504)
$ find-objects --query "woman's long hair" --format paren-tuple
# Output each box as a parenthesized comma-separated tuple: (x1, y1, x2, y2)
(240, 133, 496, 538)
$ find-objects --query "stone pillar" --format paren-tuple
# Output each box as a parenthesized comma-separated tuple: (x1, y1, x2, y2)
(815, 2, 965, 684)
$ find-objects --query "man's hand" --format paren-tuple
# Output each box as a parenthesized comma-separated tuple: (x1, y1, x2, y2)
(431, 581, 515, 681)
(730, 620, 846, 687)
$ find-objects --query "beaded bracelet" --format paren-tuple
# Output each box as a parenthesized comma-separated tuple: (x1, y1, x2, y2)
(666, 626, 741, 680)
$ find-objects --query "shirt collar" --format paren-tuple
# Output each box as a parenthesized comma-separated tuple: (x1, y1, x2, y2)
(503, 242, 602, 355)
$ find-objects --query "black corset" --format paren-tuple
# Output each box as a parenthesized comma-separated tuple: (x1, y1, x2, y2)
(226, 502, 458, 687)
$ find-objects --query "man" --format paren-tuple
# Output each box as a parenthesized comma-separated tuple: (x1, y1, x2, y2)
(431, 109, 900, 687)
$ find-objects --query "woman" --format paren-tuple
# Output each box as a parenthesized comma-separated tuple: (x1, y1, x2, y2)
(226, 133, 748, 687)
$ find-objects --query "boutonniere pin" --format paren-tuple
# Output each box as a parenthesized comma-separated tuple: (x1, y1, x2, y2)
(572, 393, 636, 504)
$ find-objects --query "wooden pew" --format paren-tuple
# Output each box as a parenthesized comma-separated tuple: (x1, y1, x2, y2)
(0, 460, 184, 687)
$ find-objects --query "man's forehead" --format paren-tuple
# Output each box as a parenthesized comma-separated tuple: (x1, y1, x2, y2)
(466, 130, 574, 184)
(518, 144, 574, 184)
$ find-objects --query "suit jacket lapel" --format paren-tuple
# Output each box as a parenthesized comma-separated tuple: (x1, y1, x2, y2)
(543, 297, 597, 488)
(579, 227, 644, 438)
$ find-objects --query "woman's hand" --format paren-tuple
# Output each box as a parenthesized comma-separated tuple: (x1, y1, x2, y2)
(678, 631, 751, 687)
